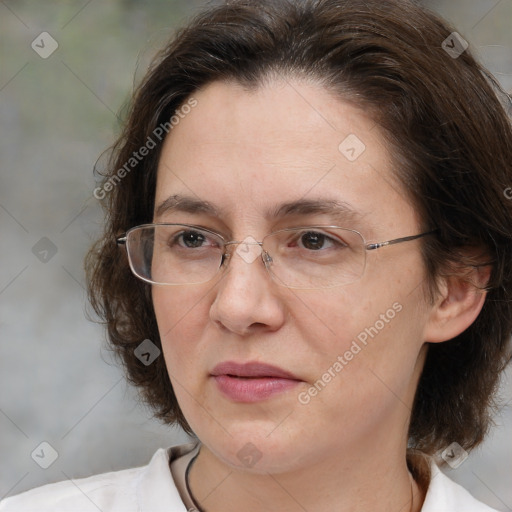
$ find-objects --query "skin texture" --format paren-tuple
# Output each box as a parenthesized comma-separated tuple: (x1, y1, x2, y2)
(151, 79, 488, 512)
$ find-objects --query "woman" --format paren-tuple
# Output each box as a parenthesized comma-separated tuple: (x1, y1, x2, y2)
(2, 0, 511, 510)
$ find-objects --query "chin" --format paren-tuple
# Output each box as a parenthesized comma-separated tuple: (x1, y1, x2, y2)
(192, 415, 315, 474)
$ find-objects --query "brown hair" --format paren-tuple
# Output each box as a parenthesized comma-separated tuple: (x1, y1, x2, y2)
(86, 0, 512, 454)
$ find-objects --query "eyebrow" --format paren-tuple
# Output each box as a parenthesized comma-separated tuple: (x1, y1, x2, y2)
(155, 194, 226, 218)
(154, 194, 364, 225)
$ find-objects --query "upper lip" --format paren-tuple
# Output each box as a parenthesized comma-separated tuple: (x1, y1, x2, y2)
(211, 361, 300, 380)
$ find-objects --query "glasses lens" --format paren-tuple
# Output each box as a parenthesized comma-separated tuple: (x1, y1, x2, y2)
(263, 227, 366, 289)
(125, 225, 224, 285)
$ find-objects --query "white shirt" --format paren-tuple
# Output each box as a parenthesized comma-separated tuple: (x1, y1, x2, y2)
(0, 443, 498, 512)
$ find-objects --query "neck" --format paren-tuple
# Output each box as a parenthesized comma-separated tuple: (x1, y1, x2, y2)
(188, 437, 426, 512)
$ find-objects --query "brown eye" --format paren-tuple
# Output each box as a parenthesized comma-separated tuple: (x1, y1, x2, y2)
(300, 231, 327, 250)
(297, 231, 347, 251)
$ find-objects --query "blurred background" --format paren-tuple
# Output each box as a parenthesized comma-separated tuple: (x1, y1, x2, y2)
(0, 0, 511, 509)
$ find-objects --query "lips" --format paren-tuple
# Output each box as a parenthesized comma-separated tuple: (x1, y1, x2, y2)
(211, 361, 299, 379)
(210, 361, 302, 402)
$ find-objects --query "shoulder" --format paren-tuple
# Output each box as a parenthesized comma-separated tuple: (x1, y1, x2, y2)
(0, 444, 195, 512)
(422, 459, 499, 512)
(0, 466, 141, 512)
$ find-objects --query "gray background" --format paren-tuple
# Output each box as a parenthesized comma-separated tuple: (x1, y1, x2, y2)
(1, 0, 511, 509)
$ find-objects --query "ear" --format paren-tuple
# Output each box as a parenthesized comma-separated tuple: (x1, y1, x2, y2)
(423, 263, 491, 343)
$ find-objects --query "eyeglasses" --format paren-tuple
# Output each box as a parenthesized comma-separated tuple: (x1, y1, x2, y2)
(116, 223, 437, 289)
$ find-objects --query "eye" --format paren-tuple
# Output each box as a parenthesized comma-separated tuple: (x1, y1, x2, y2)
(167, 228, 220, 250)
(177, 230, 208, 248)
(296, 230, 347, 251)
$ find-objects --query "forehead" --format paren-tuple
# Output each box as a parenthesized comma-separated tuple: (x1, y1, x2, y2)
(154, 79, 419, 235)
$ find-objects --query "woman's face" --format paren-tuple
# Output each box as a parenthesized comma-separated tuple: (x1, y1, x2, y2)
(152, 78, 432, 473)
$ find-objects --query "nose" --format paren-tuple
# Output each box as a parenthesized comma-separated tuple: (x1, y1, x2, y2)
(209, 239, 286, 336)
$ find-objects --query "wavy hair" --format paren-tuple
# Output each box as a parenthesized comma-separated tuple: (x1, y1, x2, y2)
(86, 0, 512, 454)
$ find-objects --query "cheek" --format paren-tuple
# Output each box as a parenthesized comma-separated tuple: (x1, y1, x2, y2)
(153, 285, 208, 328)
(297, 270, 426, 388)
(152, 287, 210, 371)
(294, 294, 423, 431)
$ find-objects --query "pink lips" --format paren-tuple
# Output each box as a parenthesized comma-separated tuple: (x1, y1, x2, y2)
(211, 361, 301, 402)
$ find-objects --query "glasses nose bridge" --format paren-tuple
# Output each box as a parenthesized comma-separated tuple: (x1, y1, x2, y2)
(225, 232, 272, 250)
(224, 239, 263, 247)
(222, 238, 273, 269)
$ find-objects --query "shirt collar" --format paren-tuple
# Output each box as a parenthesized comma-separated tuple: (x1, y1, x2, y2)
(136, 444, 198, 512)
(134, 444, 497, 512)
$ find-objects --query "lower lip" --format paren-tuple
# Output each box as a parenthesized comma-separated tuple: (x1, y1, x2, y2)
(212, 375, 300, 402)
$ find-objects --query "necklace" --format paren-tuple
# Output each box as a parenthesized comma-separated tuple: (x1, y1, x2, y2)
(185, 451, 205, 512)
(184, 457, 416, 512)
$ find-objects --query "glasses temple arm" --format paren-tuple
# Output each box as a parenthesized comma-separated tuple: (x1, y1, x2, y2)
(366, 229, 438, 251)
